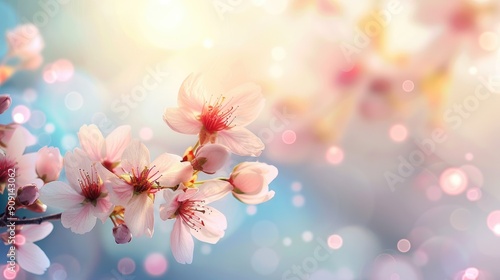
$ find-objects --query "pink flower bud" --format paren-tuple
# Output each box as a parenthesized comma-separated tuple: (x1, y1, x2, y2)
(229, 162, 278, 205)
(36, 146, 63, 183)
(0, 95, 11, 114)
(16, 184, 39, 206)
(192, 144, 230, 174)
(113, 224, 132, 244)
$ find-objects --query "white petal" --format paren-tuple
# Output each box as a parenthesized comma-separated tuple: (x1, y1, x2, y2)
(17, 242, 50, 275)
(224, 83, 265, 126)
(190, 206, 226, 244)
(233, 190, 275, 205)
(163, 107, 202, 134)
(77, 124, 105, 162)
(196, 180, 232, 204)
(105, 179, 133, 206)
(177, 73, 207, 111)
(105, 125, 131, 163)
(39, 181, 84, 209)
(125, 194, 154, 237)
(63, 149, 95, 192)
(151, 154, 193, 187)
(120, 140, 150, 172)
(61, 204, 97, 234)
(93, 196, 114, 222)
(170, 219, 194, 264)
(159, 189, 180, 221)
(217, 127, 264, 157)
(20, 222, 53, 242)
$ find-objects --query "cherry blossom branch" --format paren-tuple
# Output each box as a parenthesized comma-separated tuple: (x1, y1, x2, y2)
(0, 213, 62, 227)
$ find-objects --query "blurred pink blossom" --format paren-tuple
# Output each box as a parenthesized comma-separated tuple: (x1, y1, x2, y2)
(6, 24, 44, 62)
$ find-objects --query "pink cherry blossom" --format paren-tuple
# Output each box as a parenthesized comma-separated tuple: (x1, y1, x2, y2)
(163, 74, 265, 156)
(6, 24, 44, 61)
(0, 222, 53, 275)
(104, 140, 193, 237)
(159, 181, 232, 264)
(0, 128, 41, 194)
(35, 146, 63, 183)
(192, 144, 230, 174)
(77, 124, 131, 172)
(229, 162, 278, 205)
(39, 149, 113, 234)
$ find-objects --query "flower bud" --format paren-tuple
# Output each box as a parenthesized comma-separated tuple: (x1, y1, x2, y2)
(229, 162, 278, 205)
(16, 184, 39, 206)
(36, 146, 63, 183)
(192, 144, 230, 174)
(113, 224, 132, 244)
(0, 95, 12, 114)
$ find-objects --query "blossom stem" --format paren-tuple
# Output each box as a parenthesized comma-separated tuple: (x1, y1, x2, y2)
(192, 140, 200, 151)
(0, 213, 62, 226)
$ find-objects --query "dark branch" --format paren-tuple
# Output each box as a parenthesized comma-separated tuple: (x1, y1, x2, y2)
(0, 213, 62, 226)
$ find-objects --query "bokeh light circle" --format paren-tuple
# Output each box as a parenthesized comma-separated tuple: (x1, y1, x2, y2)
(65, 91, 84, 111)
(12, 105, 31, 124)
(283, 237, 292, 246)
(328, 234, 343, 249)
(326, 146, 344, 165)
(200, 244, 212, 255)
(487, 210, 500, 236)
(439, 168, 468, 195)
(302, 231, 314, 242)
(292, 194, 305, 207)
(466, 188, 482, 201)
(251, 248, 280, 275)
(389, 124, 408, 142)
(397, 239, 411, 253)
(282, 129, 296, 144)
(117, 258, 135, 275)
(139, 127, 154, 141)
(144, 253, 168, 276)
(402, 80, 415, 92)
(246, 205, 257, 215)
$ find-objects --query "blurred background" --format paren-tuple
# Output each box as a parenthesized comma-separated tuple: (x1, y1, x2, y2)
(1, 0, 500, 279)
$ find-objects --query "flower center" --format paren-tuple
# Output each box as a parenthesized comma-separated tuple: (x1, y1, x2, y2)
(450, 8, 476, 32)
(178, 199, 209, 232)
(102, 160, 118, 172)
(78, 168, 102, 202)
(199, 95, 237, 134)
(129, 166, 161, 194)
